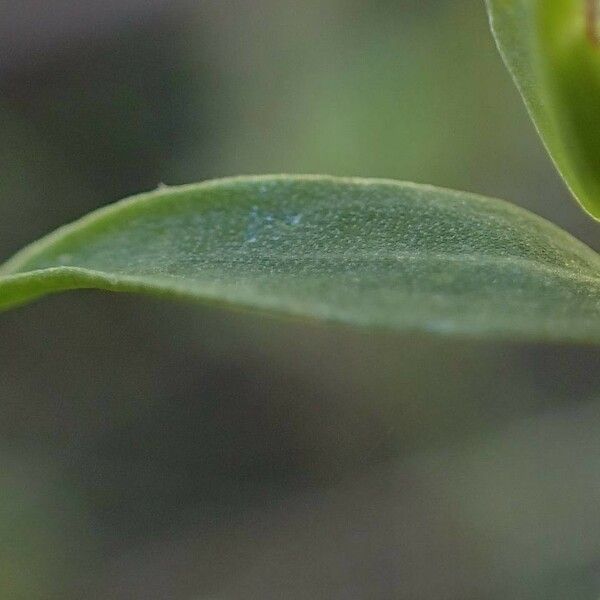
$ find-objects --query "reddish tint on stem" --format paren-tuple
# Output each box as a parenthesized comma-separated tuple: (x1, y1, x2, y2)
(587, 0, 600, 46)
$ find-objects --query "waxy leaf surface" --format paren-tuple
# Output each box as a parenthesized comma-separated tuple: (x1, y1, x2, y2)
(0, 176, 599, 341)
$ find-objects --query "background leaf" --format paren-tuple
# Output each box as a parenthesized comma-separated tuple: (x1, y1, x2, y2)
(0, 176, 599, 342)
(486, 0, 600, 219)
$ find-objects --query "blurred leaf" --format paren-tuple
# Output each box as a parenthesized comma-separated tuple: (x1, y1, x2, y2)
(486, 0, 600, 219)
(0, 176, 599, 342)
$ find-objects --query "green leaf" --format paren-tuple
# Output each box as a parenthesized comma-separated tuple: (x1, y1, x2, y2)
(0, 176, 599, 342)
(486, 0, 600, 219)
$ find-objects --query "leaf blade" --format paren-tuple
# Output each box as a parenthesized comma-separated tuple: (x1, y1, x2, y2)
(1, 175, 599, 342)
(486, 0, 600, 219)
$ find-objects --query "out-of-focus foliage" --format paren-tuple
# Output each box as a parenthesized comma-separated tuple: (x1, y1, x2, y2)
(1, 1, 599, 598)
(487, 0, 600, 219)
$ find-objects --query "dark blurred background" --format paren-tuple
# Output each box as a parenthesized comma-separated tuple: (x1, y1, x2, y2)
(1, 1, 599, 598)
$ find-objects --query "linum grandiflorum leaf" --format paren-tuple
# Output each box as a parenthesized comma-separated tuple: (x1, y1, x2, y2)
(486, 0, 600, 219)
(0, 176, 599, 342)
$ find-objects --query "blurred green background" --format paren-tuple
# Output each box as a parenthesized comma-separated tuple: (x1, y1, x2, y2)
(0, 1, 599, 598)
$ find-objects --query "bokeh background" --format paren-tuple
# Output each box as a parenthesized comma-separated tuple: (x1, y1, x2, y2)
(1, 1, 599, 598)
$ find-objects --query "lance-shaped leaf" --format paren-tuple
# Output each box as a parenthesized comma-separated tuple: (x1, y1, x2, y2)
(0, 176, 599, 342)
(486, 0, 600, 219)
